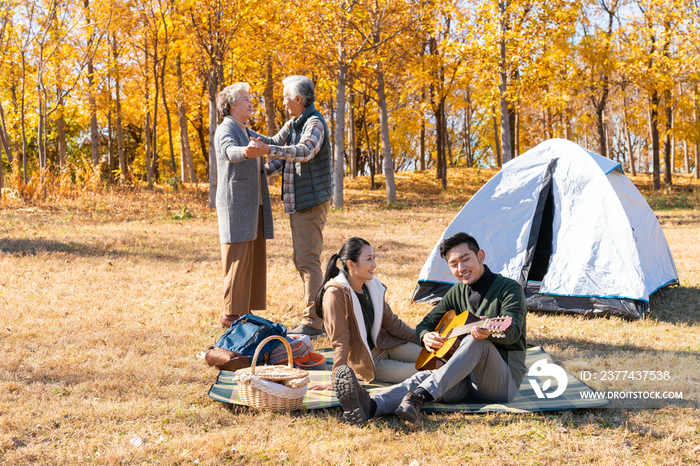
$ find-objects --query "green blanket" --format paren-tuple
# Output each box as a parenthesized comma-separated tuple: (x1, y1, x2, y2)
(208, 346, 609, 413)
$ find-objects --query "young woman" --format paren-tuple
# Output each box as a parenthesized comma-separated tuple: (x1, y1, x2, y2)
(315, 237, 421, 384)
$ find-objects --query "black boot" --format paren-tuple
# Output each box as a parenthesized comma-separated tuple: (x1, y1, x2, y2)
(333, 365, 373, 426)
(394, 391, 428, 423)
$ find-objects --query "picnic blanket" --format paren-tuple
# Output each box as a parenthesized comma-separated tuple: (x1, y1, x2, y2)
(208, 346, 609, 413)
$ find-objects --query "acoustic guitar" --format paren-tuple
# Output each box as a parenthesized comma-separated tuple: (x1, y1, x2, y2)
(414, 310, 513, 371)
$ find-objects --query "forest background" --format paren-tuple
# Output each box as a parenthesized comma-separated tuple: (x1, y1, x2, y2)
(1, 0, 700, 206)
(2, 1, 700, 463)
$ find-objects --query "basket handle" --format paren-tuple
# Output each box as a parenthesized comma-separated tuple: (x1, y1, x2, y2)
(250, 335, 293, 376)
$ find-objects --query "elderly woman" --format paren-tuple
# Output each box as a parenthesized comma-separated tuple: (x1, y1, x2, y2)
(214, 82, 287, 327)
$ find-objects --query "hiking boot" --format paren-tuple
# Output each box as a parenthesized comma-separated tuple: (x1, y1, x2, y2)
(394, 391, 427, 423)
(288, 323, 324, 339)
(334, 365, 372, 426)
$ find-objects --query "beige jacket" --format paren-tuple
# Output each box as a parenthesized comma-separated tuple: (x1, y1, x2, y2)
(322, 271, 418, 382)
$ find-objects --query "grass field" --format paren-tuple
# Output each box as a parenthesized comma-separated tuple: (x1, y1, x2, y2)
(1, 168, 699, 465)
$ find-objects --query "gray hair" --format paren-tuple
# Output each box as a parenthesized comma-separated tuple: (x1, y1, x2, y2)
(216, 83, 250, 116)
(283, 76, 315, 108)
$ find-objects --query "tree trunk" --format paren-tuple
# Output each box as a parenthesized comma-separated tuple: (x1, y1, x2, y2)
(37, 56, 47, 181)
(85, 0, 100, 167)
(663, 88, 672, 185)
(106, 73, 114, 182)
(671, 136, 676, 174)
(0, 129, 4, 190)
(376, 69, 395, 203)
(363, 109, 375, 188)
(113, 36, 126, 185)
(493, 105, 501, 168)
(107, 101, 113, 183)
(0, 139, 3, 190)
(144, 44, 153, 188)
(161, 73, 177, 177)
(176, 55, 195, 183)
(594, 97, 608, 159)
(649, 92, 661, 189)
(348, 90, 356, 178)
(0, 122, 7, 190)
(498, 0, 512, 164)
(57, 103, 67, 172)
(0, 100, 13, 166)
(194, 97, 208, 178)
(264, 55, 276, 136)
(434, 98, 443, 180)
(622, 92, 636, 176)
(333, 62, 347, 209)
(375, 132, 380, 183)
(329, 94, 335, 163)
(419, 88, 426, 171)
(446, 114, 453, 167)
(604, 119, 610, 158)
(683, 140, 688, 174)
(464, 99, 473, 168)
(20, 53, 28, 184)
(542, 109, 547, 142)
(508, 104, 516, 157)
(514, 107, 520, 157)
(150, 42, 161, 183)
(695, 83, 699, 180)
(419, 119, 425, 171)
(145, 110, 153, 187)
(208, 67, 218, 208)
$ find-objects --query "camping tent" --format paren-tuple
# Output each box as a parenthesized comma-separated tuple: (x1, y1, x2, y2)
(412, 138, 678, 320)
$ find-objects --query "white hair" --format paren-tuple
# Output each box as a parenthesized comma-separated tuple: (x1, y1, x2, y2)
(283, 76, 315, 108)
(216, 83, 250, 115)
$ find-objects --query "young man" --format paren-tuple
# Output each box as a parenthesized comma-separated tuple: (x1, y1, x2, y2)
(334, 232, 527, 424)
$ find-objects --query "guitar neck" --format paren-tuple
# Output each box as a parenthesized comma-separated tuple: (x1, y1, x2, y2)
(444, 320, 489, 339)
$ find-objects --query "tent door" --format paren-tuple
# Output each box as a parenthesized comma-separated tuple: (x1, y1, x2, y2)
(519, 158, 557, 286)
(527, 182, 554, 282)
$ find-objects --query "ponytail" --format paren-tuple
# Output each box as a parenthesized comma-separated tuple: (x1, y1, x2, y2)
(315, 253, 341, 319)
(314, 237, 371, 320)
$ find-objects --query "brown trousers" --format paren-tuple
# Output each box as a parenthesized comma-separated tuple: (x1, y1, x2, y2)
(221, 206, 267, 317)
(289, 200, 330, 330)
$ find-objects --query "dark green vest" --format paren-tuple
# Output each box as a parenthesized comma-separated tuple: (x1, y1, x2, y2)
(284, 104, 333, 212)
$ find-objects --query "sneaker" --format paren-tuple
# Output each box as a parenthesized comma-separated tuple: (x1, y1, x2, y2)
(288, 323, 324, 339)
(394, 391, 427, 423)
(333, 365, 372, 426)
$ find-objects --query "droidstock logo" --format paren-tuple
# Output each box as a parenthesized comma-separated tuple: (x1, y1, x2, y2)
(528, 359, 568, 399)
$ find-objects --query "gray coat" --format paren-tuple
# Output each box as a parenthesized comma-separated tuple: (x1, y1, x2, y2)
(214, 117, 286, 244)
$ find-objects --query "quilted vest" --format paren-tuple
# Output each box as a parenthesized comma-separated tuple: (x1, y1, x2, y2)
(285, 104, 333, 212)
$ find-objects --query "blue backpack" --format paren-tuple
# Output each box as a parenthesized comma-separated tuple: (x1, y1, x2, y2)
(215, 315, 287, 365)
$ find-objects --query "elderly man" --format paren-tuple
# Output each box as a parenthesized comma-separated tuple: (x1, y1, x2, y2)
(246, 75, 333, 338)
(214, 82, 287, 328)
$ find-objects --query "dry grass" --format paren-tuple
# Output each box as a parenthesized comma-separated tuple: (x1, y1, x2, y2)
(1, 168, 699, 465)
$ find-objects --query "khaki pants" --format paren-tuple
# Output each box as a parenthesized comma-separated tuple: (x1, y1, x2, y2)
(289, 200, 330, 330)
(221, 206, 267, 317)
(371, 342, 423, 384)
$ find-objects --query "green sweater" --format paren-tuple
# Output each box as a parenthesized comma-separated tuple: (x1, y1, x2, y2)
(416, 274, 528, 386)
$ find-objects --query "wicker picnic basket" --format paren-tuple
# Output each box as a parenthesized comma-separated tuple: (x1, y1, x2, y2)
(234, 335, 309, 411)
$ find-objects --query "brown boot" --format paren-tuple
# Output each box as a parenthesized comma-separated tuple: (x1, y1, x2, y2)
(221, 314, 244, 328)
